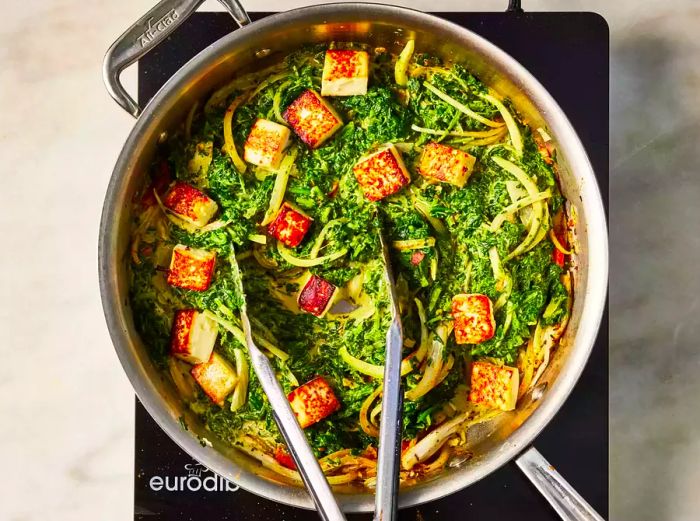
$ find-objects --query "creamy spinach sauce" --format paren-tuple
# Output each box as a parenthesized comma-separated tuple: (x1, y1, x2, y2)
(129, 42, 570, 485)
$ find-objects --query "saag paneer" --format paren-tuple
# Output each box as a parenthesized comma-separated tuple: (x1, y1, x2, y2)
(129, 41, 573, 487)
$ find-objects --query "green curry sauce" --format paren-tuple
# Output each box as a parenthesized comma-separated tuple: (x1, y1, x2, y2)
(129, 42, 571, 486)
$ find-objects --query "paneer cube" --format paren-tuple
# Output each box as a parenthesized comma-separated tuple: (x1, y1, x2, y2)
(191, 352, 238, 407)
(167, 245, 216, 292)
(163, 182, 218, 228)
(297, 274, 336, 317)
(243, 118, 291, 169)
(284, 90, 343, 149)
(418, 142, 476, 188)
(321, 49, 370, 97)
(353, 144, 411, 201)
(287, 376, 341, 428)
(170, 309, 218, 365)
(268, 202, 313, 248)
(452, 294, 496, 344)
(468, 361, 519, 411)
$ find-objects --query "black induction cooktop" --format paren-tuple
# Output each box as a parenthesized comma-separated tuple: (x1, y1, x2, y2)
(133, 10, 609, 520)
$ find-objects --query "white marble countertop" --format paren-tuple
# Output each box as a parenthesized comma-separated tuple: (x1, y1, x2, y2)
(0, 0, 696, 519)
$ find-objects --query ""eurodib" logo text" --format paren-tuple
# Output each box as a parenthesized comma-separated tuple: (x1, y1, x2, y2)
(148, 463, 241, 493)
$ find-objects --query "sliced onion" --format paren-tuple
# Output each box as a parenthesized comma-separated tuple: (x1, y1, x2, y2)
(434, 354, 455, 387)
(277, 242, 348, 268)
(488, 247, 503, 281)
(339, 346, 413, 379)
(423, 82, 501, 128)
(360, 386, 383, 437)
(413, 197, 448, 237)
(418, 443, 451, 475)
(449, 129, 508, 147)
(478, 92, 523, 156)
(405, 324, 447, 401)
(168, 357, 197, 400)
(411, 124, 505, 138)
(401, 408, 500, 469)
(492, 157, 545, 260)
(223, 94, 248, 173)
(414, 298, 430, 362)
(203, 310, 246, 345)
(550, 229, 573, 255)
(490, 190, 552, 231)
(230, 348, 249, 412)
(273, 80, 292, 124)
(202, 310, 289, 361)
(235, 437, 302, 483)
(260, 148, 298, 226)
(252, 332, 290, 362)
(308, 219, 347, 259)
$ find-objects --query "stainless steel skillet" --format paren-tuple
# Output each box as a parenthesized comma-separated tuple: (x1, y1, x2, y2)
(100, 0, 608, 517)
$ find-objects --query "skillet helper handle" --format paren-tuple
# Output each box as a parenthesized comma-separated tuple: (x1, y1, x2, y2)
(516, 447, 605, 521)
(103, 0, 250, 118)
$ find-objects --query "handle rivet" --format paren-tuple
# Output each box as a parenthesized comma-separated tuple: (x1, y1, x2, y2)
(255, 48, 272, 59)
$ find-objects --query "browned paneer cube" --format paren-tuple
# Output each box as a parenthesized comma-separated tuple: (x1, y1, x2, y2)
(417, 142, 476, 188)
(170, 310, 218, 365)
(287, 376, 341, 428)
(352, 144, 411, 201)
(297, 274, 337, 317)
(191, 352, 238, 407)
(163, 182, 218, 227)
(321, 49, 370, 97)
(468, 361, 519, 411)
(243, 118, 291, 169)
(167, 245, 216, 292)
(268, 202, 313, 248)
(284, 90, 343, 149)
(452, 293, 496, 345)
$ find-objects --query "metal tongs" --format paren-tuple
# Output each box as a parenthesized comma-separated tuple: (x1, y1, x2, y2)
(373, 231, 404, 521)
(229, 252, 346, 521)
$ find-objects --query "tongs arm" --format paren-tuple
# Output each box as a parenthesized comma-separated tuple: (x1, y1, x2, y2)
(231, 253, 346, 521)
(373, 233, 404, 521)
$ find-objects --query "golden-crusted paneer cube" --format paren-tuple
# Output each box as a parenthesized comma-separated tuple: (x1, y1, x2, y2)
(321, 49, 370, 97)
(191, 352, 238, 407)
(469, 361, 519, 411)
(452, 294, 496, 344)
(287, 376, 341, 428)
(167, 245, 216, 292)
(418, 142, 476, 188)
(353, 144, 410, 201)
(163, 182, 218, 227)
(268, 202, 313, 248)
(243, 118, 291, 169)
(284, 90, 343, 149)
(170, 309, 218, 365)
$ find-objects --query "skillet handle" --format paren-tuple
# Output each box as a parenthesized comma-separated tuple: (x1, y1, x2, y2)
(103, 0, 250, 118)
(516, 447, 606, 521)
